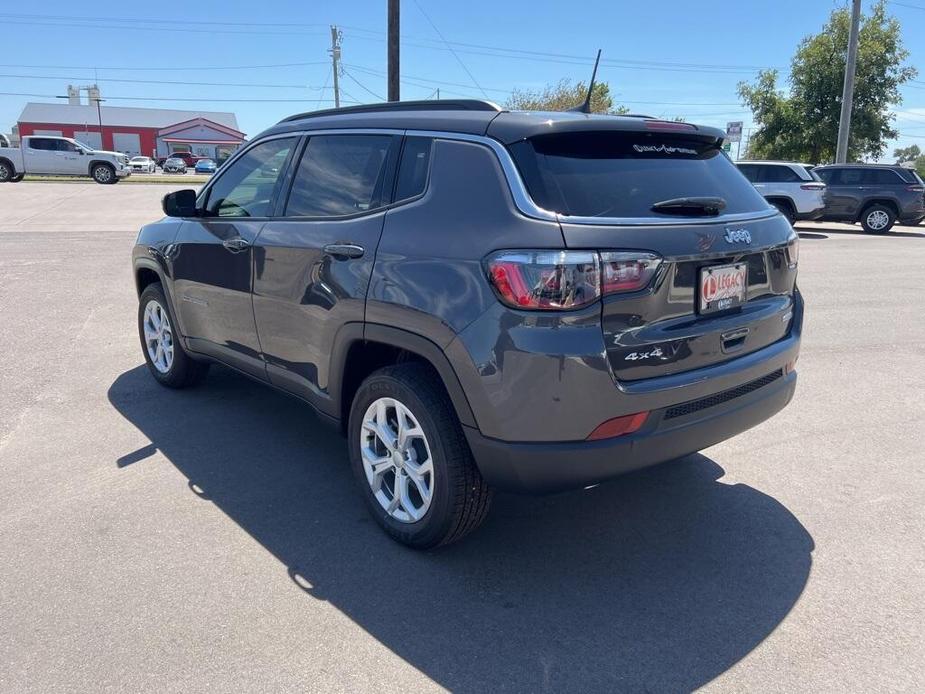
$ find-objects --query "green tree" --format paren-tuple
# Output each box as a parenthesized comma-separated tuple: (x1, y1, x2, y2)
(506, 79, 626, 114)
(893, 144, 921, 163)
(738, 0, 915, 163)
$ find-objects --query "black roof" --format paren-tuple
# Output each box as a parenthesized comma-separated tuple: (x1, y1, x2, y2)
(814, 162, 909, 169)
(263, 99, 727, 143)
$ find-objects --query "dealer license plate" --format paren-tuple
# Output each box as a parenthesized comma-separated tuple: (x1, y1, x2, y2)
(699, 262, 748, 314)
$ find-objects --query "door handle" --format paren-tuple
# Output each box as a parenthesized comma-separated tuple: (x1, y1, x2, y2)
(222, 237, 250, 252)
(323, 243, 365, 259)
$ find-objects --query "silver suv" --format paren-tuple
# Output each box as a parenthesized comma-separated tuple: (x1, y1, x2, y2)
(736, 161, 827, 224)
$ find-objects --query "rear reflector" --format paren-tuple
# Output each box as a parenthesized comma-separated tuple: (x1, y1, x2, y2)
(586, 412, 649, 441)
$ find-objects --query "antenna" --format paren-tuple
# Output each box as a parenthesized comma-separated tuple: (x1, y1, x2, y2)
(571, 49, 602, 114)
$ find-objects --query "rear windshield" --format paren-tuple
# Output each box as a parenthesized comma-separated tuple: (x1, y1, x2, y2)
(508, 131, 769, 218)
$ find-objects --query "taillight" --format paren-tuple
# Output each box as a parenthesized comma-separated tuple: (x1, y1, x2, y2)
(800, 183, 825, 190)
(486, 251, 600, 310)
(600, 252, 662, 294)
(785, 235, 799, 268)
(486, 251, 662, 311)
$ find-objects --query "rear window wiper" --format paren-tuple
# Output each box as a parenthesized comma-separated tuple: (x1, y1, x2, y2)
(651, 196, 727, 216)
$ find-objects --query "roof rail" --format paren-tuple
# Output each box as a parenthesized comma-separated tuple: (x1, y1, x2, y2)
(279, 99, 502, 124)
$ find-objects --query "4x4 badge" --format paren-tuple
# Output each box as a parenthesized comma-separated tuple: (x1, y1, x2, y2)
(724, 228, 752, 244)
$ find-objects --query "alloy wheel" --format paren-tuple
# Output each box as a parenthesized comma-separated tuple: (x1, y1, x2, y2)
(143, 300, 174, 374)
(360, 397, 434, 523)
(867, 210, 890, 231)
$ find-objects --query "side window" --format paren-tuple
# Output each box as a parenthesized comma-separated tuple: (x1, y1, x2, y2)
(816, 169, 834, 184)
(394, 137, 433, 201)
(737, 164, 759, 182)
(28, 138, 52, 150)
(285, 134, 395, 217)
(768, 166, 801, 183)
(838, 168, 864, 186)
(205, 138, 296, 218)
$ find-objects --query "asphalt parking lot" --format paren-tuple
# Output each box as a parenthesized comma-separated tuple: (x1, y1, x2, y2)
(1, 182, 923, 692)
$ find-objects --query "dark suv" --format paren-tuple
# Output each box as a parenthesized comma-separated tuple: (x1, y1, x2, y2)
(813, 164, 925, 233)
(132, 100, 802, 547)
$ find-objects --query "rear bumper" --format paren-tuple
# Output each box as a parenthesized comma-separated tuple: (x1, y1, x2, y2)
(465, 369, 797, 493)
(794, 207, 824, 221)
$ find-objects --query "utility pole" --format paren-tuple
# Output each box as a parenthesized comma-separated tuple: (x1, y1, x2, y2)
(329, 25, 342, 108)
(388, 0, 400, 101)
(835, 0, 862, 163)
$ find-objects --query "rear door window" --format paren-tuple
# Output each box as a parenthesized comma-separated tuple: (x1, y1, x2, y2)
(285, 134, 397, 217)
(837, 168, 865, 186)
(509, 131, 769, 218)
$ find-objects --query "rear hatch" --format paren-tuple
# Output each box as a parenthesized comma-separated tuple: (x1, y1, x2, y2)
(506, 125, 798, 381)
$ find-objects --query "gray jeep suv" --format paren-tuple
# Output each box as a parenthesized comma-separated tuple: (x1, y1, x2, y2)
(813, 163, 925, 233)
(132, 100, 802, 547)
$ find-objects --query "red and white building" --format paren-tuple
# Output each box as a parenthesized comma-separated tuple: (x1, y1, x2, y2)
(17, 101, 246, 160)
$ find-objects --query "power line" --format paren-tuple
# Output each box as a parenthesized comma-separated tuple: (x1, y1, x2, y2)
(342, 69, 385, 102)
(0, 61, 330, 72)
(0, 72, 318, 89)
(0, 90, 358, 104)
(0, 18, 322, 37)
(411, 0, 487, 99)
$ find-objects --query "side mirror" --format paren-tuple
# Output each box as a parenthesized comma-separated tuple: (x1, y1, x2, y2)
(162, 189, 199, 217)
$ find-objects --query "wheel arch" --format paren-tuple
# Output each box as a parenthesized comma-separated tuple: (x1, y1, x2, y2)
(858, 198, 899, 219)
(331, 323, 477, 434)
(87, 159, 115, 176)
(764, 196, 796, 216)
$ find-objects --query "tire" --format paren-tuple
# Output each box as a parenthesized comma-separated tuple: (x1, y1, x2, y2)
(348, 363, 493, 549)
(10, 173, 23, 183)
(860, 204, 895, 234)
(138, 282, 209, 388)
(91, 163, 116, 184)
(0, 159, 13, 182)
(770, 200, 795, 225)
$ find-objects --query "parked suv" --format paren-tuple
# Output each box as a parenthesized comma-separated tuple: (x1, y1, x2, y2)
(132, 101, 802, 547)
(736, 161, 826, 224)
(813, 164, 925, 233)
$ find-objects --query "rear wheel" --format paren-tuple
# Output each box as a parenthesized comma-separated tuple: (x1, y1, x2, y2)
(769, 199, 795, 225)
(348, 363, 493, 548)
(138, 282, 209, 388)
(91, 163, 116, 184)
(0, 160, 13, 182)
(860, 204, 895, 234)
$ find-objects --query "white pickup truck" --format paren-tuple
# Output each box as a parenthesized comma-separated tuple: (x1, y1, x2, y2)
(0, 135, 131, 184)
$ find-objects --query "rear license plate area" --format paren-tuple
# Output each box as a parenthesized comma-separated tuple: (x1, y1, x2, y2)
(698, 262, 748, 315)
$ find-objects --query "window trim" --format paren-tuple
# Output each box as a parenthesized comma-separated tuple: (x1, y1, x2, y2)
(278, 132, 402, 220)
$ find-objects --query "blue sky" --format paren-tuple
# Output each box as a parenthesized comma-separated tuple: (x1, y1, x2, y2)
(2, 0, 924, 159)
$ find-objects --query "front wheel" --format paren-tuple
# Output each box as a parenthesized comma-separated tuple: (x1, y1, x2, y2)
(860, 204, 895, 234)
(91, 163, 116, 184)
(348, 363, 493, 549)
(138, 282, 209, 388)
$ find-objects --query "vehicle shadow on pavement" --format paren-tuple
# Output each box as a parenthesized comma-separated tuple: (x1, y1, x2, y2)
(796, 224, 925, 238)
(108, 364, 814, 693)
